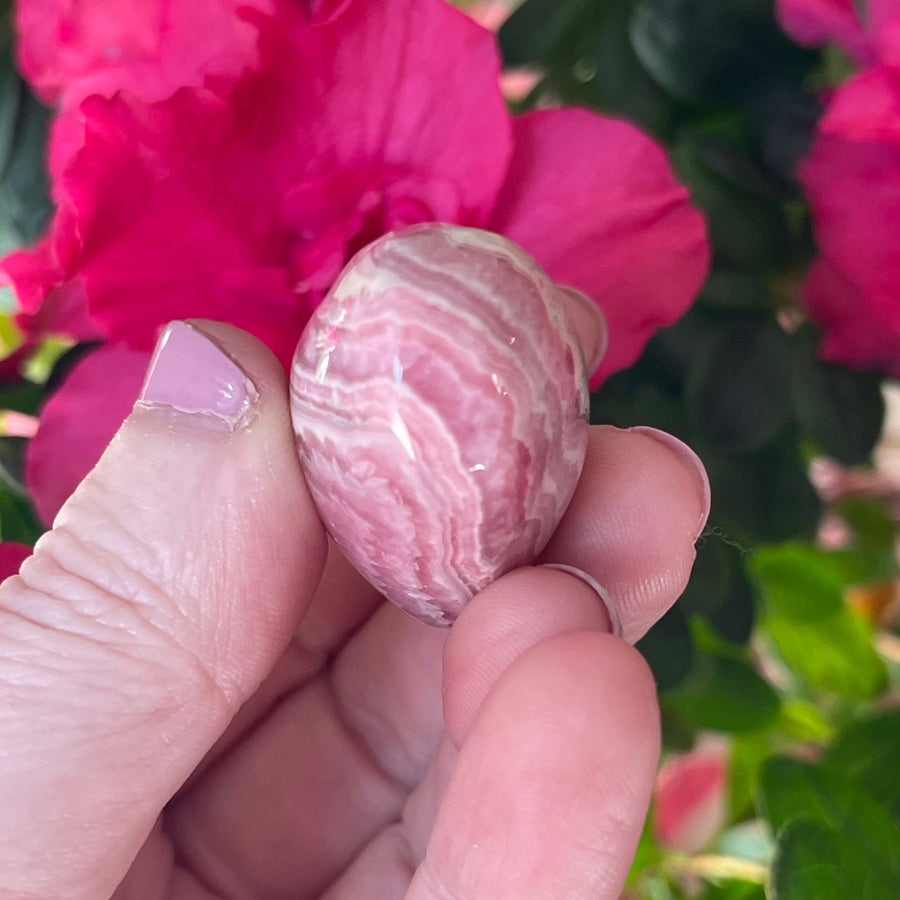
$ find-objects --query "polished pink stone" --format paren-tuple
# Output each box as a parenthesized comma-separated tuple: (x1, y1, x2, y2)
(290, 224, 590, 625)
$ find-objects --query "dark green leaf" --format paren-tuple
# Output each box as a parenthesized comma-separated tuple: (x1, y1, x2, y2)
(0, 46, 22, 178)
(699, 271, 770, 312)
(671, 138, 793, 271)
(746, 87, 823, 194)
(680, 537, 756, 644)
(0, 481, 43, 544)
(703, 437, 822, 544)
(772, 818, 852, 900)
(498, 0, 614, 67)
(0, 436, 28, 494)
(637, 603, 695, 690)
(761, 759, 900, 899)
(541, 0, 679, 134)
(822, 710, 900, 822)
(686, 321, 792, 453)
(662, 649, 780, 732)
(629, 0, 817, 107)
(590, 368, 686, 433)
(792, 332, 885, 466)
(0, 78, 53, 255)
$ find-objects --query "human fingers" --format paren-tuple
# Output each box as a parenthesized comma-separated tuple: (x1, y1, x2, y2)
(0, 321, 326, 899)
(408, 632, 660, 900)
(541, 424, 710, 643)
(443, 424, 709, 744)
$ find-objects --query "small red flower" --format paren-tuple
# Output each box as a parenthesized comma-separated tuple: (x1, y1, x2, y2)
(653, 745, 728, 854)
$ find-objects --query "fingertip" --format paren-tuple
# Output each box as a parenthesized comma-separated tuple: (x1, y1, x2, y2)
(540, 425, 707, 643)
(414, 631, 661, 900)
(443, 566, 614, 747)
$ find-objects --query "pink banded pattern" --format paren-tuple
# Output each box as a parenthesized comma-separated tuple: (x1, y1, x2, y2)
(290, 224, 590, 625)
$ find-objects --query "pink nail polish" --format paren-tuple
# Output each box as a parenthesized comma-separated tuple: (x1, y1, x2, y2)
(628, 426, 711, 541)
(138, 322, 256, 428)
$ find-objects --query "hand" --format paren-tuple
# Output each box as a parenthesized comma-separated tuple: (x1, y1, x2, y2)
(0, 322, 710, 900)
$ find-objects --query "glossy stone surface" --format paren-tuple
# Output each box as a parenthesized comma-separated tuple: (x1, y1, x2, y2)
(290, 224, 590, 625)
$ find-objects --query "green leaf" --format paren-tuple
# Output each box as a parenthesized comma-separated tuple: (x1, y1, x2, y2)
(0, 481, 43, 544)
(629, 0, 817, 107)
(749, 544, 844, 621)
(637, 603, 695, 690)
(702, 881, 766, 900)
(662, 649, 780, 733)
(498, 0, 613, 67)
(698, 271, 771, 312)
(0, 76, 53, 255)
(680, 537, 756, 645)
(792, 331, 885, 466)
(759, 757, 900, 842)
(540, 0, 679, 135)
(686, 321, 792, 453)
(729, 734, 773, 820)
(761, 759, 900, 899)
(822, 710, 900, 822)
(762, 602, 887, 699)
(746, 86, 822, 195)
(671, 138, 793, 271)
(0, 46, 22, 178)
(0, 435, 28, 495)
(772, 818, 851, 900)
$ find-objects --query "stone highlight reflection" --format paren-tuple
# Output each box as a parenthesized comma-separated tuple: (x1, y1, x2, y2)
(290, 224, 591, 625)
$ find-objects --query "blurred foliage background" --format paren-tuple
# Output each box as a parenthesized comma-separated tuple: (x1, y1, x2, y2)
(1, 0, 899, 896)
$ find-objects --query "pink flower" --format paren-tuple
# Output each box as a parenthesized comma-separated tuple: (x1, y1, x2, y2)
(4, 0, 709, 524)
(796, 42, 900, 377)
(776, 0, 900, 63)
(15, 0, 273, 180)
(653, 745, 728, 854)
(0, 542, 32, 582)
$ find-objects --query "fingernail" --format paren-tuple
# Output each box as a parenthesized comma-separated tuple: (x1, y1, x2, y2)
(540, 563, 623, 638)
(137, 322, 257, 428)
(628, 427, 711, 541)
(556, 285, 608, 378)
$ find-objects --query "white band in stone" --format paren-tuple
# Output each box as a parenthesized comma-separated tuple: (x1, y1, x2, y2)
(540, 563, 623, 638)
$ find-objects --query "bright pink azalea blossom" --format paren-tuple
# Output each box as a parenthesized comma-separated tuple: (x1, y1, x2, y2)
(776, 0, 900, 62)
(796, 34, 900, 377)
(15, 0, 267, 106)
(653, 746, 728, 854)
(5, 0, 709, 524)
(0, 542, 32, 581)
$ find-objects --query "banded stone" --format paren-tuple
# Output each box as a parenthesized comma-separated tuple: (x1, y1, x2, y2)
(290, 224, 591, 625)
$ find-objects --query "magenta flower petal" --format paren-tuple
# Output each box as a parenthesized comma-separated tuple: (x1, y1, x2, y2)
(777, 0, 872, 61)
(256, 0, 511, 217)
(26, 343, 150, 524)
(799, 75, 900, 378)
(15, 0, 268, 106)
(0, 542, 32, 581)
(7, 0, 512, 368)
(803, 258, 900, 377)
(489, 109, 709, 383)
(776, 0, 900, 62)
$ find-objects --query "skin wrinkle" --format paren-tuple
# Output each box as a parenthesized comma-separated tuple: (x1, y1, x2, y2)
(325, 661, 426, 795)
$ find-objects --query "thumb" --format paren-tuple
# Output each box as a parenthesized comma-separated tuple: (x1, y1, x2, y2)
(0, 321, 326, 899)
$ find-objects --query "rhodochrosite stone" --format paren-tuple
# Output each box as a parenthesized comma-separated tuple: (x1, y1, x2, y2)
(290, 224, 590, 625)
